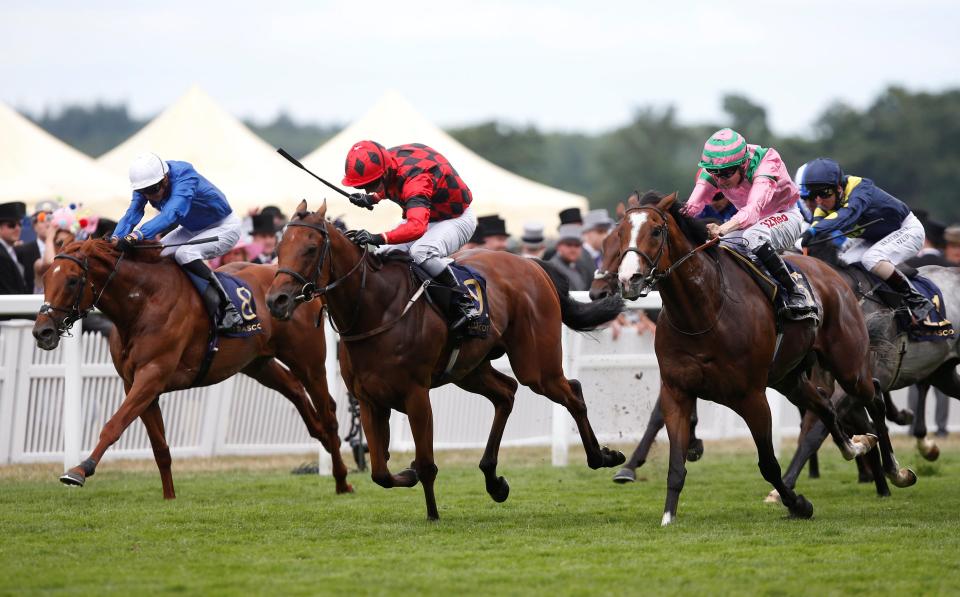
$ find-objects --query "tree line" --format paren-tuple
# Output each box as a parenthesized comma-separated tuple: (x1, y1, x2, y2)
(24, 85, 960, 223)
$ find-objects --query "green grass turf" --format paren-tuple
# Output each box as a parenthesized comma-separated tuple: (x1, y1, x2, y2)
(1, 439, 959, 596)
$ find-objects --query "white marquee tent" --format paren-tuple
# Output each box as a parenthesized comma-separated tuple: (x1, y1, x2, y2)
(98, 86, 319, 219)
(0, 102, 127, 215)
(301, 91, 589, 236)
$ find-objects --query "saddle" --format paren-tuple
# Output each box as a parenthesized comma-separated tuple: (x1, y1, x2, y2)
(183, 270, 263, 338)
(410, 261, 491, 339)
(721, 246, 820, 327)
(842, 263, 955, 342)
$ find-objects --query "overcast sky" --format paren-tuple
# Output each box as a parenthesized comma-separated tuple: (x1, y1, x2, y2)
(3, 1, 957, 137)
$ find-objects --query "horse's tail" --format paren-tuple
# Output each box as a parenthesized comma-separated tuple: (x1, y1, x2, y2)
(533, 259, 624, 331)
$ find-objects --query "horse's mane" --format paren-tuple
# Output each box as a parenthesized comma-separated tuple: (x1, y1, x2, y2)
(293, 209, 386, 270)
(59, 238, 169, 265)
(634, 190, 712, 248)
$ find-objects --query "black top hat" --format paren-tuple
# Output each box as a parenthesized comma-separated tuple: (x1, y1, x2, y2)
(259, 205, 285, 220)
(477, 214, 508, 238)
(558, 207, 582, 227)
(250, 213, 279, 236)
(0, 202, 26, 223)
(93, 218, 118, 239)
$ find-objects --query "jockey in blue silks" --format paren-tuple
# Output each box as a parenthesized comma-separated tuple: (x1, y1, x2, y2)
(112, 153, 243, 330)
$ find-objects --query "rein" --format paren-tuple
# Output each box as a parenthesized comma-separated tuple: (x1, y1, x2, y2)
(276, 218, 426, 340)
(609, 205, 726, 336)
(39, 250, 125, 336)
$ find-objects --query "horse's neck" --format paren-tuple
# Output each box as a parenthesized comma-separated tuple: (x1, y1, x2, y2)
(656, 246, 724, 324)
(94, 257, 186, 329)
(323, 250, 411, 331)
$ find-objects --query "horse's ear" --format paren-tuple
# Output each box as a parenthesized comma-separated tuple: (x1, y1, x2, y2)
(657, 192, 677, 210)
(626, 192, 640, 210)
(295, 199, 308, 216)
(616, 202, 626, 219)
(318, 199, 328, 218)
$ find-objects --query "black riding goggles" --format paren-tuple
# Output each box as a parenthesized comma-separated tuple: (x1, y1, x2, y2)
(806, 186, 837, 199)
(705, 165, 740, 179)
(137, 180, 164, 195)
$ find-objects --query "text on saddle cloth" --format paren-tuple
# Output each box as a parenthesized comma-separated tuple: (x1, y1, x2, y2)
(184, 270, 263, 337)
(449, 263, 491, 337)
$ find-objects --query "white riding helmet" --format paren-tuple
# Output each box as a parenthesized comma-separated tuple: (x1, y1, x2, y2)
(128, 153, 169, 191)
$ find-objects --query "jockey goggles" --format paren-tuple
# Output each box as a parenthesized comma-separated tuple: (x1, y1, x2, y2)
(807, 186, 836, 200)
(705, 165, 740, 179)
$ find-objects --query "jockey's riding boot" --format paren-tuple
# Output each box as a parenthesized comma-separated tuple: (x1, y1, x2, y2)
(753, 242, 815, 320)
(183, 259, 244, 331)
(434, 266, 480, 331)
(886, 269, 935, 324)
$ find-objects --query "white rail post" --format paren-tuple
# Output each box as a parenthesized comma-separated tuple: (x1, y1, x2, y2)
(62, 328, 83, 470)
(317, 318, 339, 476)
(552, 325, 581, 467)
(768, 389, 784, 459)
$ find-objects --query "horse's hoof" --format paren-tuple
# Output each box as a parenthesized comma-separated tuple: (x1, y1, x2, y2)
(660, 512, 675, 527)
(899, 409, 915, 425)
(686, 439, 704, 462)
(917, 438, 940, 462)
(59, 470, 85, 487)
(851, 434, 878, 456)
(397, 468, 419, 486)
(488, 476, 510, 503)
(763, 489, 782, 504)
(612, 468, 636, 484)
(336, 483, 355, 494)
(603, 447, 626, 468)
(788, 494, 814, 519)
(889, 468, 918, 488)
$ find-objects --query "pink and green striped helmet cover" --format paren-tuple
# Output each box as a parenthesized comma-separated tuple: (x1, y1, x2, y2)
(698, 128, 749, 169)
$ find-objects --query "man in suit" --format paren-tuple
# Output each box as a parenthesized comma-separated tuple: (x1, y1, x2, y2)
(0, 202, 30, 295)
(249, 213, 279, 264)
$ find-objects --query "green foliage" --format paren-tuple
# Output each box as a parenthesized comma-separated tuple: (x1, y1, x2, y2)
(26, 103, 148, 158)
(1, 442, 959, 595)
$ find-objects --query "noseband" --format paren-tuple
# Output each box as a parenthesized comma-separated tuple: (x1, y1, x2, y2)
(274, 220, 368, 303)
(39, 251, 125, 337)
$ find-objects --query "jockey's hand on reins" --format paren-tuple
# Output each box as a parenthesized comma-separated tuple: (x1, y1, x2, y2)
(345, 229, 384, 247)
(116, 234, 138, 253)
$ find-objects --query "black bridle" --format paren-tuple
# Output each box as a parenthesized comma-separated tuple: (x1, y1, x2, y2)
(273, 218, 368, 334)
(38, 251, 125, 337)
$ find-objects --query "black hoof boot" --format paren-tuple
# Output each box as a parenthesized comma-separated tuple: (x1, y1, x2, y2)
(487, 476, 510, 503)
(686, 438, 704, 462)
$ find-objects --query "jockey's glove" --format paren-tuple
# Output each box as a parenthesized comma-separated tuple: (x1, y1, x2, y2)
(116, 233, 139, 253)
(799, 229, 815, 248)
(345, 229, 385, 247)
(348, 193, 376, 210)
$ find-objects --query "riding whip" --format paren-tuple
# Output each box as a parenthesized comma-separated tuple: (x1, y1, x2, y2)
(277, 148, 352, 199)
(805, 218, 882, 247)
(133, 236, 221, 249)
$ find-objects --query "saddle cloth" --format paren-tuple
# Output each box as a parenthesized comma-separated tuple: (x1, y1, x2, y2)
(721, 246, 819, 325)
(184, 270, 263, 337)
(410, 261, 491, 339)
(847, 264, 955, 342)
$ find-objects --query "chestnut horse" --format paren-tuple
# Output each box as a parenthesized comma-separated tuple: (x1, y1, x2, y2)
(33, 239, 351, 498)
(589, 191, 887, 525)
(266, 200, 626, 520)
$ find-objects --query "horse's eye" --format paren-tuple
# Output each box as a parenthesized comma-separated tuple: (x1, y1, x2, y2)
(304, 246, 318, 257)
(66, 277, 79, 288)
(651, 227, 662, 237)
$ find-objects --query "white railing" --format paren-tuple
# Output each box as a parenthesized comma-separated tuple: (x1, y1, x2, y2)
(0, 293, 938, 474)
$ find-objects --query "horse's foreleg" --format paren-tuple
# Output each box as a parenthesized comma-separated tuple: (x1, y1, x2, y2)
(861, 385, 917, 489)
(358, 400, 417, 490)
(404, 389, 439, 521)
(533, 377, 624, 469)
(660, 386, 693, 526)
(614, 396, 665, 484)
(140, 399, 175, 499)
(767, 414, 830, 504)
(60, 370, 167, 490)
(784, 376, 875, 460)
(736, 391, 813, 520)
(454, 363, 517, 503)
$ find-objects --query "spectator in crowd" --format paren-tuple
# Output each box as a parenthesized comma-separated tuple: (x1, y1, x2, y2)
(696, 192, 738, 224)
(0, 202, 30, 295)
(249, 213, 279, 264)
(548, 224, 588, 291)
(543, 207, 583, 261)
(209, 240, 262, 268)
(20, 200, 57, 292)
(520, 222, 546, 259)
(34, 226, 77, 292)
(581, 208, 615, 271)
(478, 215, 510, 251)
(944, 225, 960, 265)
(92, 218, 118, 240)
(259, 205, 287, 231)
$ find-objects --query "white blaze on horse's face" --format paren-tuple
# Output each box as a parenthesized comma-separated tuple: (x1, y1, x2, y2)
(618, 212, 647, 285)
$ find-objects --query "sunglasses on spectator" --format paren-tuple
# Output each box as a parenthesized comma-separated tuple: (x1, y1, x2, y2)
(808, 187, 836, 199)
(138, 180, 164, 195)
(706, 165, 740, 179)
(0, 220, 22, 229)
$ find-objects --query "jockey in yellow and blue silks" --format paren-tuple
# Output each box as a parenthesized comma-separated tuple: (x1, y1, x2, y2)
(798, 157, 933, 325)
(112, 153, 244, 330)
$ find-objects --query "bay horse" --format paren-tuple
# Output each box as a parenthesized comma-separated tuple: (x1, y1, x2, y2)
(32, 238, 352, 498)
(589, 191, 885, 525)
(265, 200, 626, 520)
(769, 239, 960, 499)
